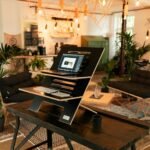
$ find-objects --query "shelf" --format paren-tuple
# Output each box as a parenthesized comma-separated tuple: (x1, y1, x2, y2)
(31, 71, 91, 80)
(14, 55, 57, 59)
(19, 86, 82, 102)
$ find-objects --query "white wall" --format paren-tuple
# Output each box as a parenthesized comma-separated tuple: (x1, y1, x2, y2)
(0, 0, 110, 55)
(0, 0, 21, 39)
(133, 9, 150, 46)
(0, 0, 3, 43)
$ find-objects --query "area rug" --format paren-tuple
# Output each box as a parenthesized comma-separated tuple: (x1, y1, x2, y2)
(10, 119, 90, 150)
(0, 123, 22, 143)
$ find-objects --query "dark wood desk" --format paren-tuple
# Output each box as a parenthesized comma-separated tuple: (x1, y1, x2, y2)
(8, 102, 149, 150)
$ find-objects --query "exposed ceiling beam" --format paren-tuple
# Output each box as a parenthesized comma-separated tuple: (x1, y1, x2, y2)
(18, 0, 111, 15)
(18, 0, 150, 15)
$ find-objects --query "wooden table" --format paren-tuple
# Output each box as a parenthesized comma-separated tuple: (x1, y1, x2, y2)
(82, 91, 115, 107)
(7, 102, 149, 150)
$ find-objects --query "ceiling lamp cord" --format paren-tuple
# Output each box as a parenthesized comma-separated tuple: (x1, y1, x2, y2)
(84, 4, 88, 19)
(74, 8, 79, 24)
(59, 0, 64, 14)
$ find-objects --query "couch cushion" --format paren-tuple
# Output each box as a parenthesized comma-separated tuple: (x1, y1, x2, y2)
(1, 72, 32, 86)
(0, 86, 17, 97)
(109, 81, 150, 98)
(13, 79, 34, 89)
(131, 69, 150, 85)
(3, 92, 34, 103)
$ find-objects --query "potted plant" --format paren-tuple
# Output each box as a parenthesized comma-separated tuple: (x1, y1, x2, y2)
(28, 56, 46, 71)
(99, 59, 116, 92)
(114, 32, 150, 77)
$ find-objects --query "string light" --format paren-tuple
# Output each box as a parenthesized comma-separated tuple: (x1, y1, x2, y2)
(74, 8, 79, 24)
(45, 24, 48, 30)
(37, 0, 43, 16)
(146, 30, 149, 40)
(77, 23, 80, 31)
(59, 0, 64, 14)
(136, 0, 140, 7)
(70, 22, 73, 32)
(84, 4, 88, 20)
(54, 22, 58, 30)
(102, 0, 106, 6)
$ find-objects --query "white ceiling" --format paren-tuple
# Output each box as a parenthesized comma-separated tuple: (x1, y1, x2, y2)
(24, 0, 150, 14)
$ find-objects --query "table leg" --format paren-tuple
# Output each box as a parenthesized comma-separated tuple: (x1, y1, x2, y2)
(10, 116, 20, 150)
(47, 130, 53, 150)
(131, 143, 136, 150)
(64, 137, 74, 150)
(15, 125, 40, 150)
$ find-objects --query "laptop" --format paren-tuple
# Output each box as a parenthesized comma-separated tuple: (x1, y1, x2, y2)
(41, 53, 84, 76)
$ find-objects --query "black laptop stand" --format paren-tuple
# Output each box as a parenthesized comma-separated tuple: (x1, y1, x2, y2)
(19, 46, 104, 125)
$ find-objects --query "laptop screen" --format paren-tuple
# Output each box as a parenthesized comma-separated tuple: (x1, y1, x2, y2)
(58, 54, 84, 73)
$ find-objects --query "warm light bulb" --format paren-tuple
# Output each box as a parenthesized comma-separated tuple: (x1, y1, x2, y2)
(74, 18, 79, 24)
(37, 8, 43, 16)
(54, 22, 58, 30)
(136, 0, 140, 7)
(45, 24, 48, 30)
(146, 30, 149, 40)
(102, 0, 106, 6)
(77, 23, 80, 31)
(146, 36, 149, 40)
(84, 15, 87, 20)
(61, 9, 64, 14)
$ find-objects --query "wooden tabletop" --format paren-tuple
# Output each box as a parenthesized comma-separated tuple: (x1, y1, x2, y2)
(7, 102, 149, 150)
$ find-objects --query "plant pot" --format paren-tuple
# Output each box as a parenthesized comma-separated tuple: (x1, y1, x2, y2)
(101, 87, 109, 93)
(0, 115, 5, 132)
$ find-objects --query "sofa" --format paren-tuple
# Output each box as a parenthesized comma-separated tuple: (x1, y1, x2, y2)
(0, 72, 36, 103)
(109, 68, 150, 99)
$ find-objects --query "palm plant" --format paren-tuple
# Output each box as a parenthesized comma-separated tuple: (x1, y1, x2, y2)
(114, 32, 150, 76)
(0, 43, 25, 127)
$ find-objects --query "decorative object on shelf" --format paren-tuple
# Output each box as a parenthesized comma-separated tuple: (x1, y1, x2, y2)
(28, 56, 46, 71)
(51, 17, 74, 38)
(4, 33, 21, 47)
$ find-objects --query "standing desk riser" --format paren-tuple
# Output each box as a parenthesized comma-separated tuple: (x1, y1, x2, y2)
(20, 46, 104, 125)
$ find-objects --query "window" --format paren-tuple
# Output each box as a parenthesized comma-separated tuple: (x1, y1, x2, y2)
(113, 14, 135, 50)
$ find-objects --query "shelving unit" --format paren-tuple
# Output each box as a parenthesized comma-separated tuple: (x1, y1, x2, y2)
(20, 46, 104, 125)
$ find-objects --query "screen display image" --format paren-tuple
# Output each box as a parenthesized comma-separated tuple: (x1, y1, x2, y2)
(58, 54, 84, 73)
(61, 57, 77, 69)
